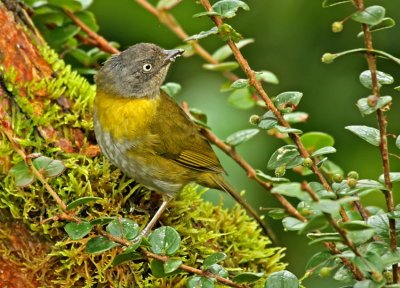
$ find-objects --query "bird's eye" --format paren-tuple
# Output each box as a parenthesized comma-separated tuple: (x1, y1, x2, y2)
(142, 63, 152, 72)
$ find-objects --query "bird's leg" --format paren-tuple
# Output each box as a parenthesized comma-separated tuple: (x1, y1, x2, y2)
(137, 198, 170, 239)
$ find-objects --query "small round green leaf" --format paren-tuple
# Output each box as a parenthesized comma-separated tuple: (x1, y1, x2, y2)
(34, 12, 65, 26)
(308, 235, 342, 245)
(68, 48, 92, 65)
(150, 260, 182, 278)
(357, 17, 396, 37)
(345, 125, 380, 146)
(356, 96, 392, 115)
(228, 87, 255, 109)
(258, 111, 278, 130)
(163, 258, 182, 274)
(300, 214, 329, 235)
(305, 251, 331, 271)
(283, 112, 309, 124)
(348, 229, 375, 245)
(212, 0, 249, 19)
(273, 91, 303, 113)
(313, 199, 340, 214)
(311, 146, 336, 157)
(225, 129, 259, 146)
(378, 172, 400, 183)
(321, 160, 343, 177)
(351, 5, 385, 25)
(66, 196, 101, 210)
(300, 132, 335, 153)
(233, 272, 264, 284)
(187, 276, 215, 288)
(43, 24, 81, 45)
(10, 161, 34, 187)
(274, 125, 302, 134)
(185, 27, 218, 41)
(106, 219, 139, 241)
(64, 221, 92, 240)
(255, 170, 289, 183)
(33, 156, 65, 178)
(339, 220, 372, 231)
(75, 11, 98, 31)
(267, 208, 287, 220)
(272, 183, 309, 201)
(265, 270, 299, 288)
(282, 217, 306, 231)
(359, 70, 394, 89)
(208, 264, 229, 278)
(203, 252, 227, 269)
(367, 214, 400, 239)
(218, 23, 242, 42)
(149, 226, 181, 256)
(112, 251, 142, 266)
(86, 236, 118, 254)
(267, 145, 301, 170)
(333, 266, 353, 282)
(161, 82, 181, 97)
(255, 70, 279, 84)
(230, 78, 249, 89)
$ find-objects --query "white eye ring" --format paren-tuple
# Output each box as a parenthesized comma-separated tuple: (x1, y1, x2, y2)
(143, 63, 152, 72)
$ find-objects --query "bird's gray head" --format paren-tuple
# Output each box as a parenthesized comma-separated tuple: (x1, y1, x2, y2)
(95, 43, 184, 98)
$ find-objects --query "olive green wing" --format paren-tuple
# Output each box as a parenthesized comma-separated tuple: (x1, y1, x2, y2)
(149, 92, 224, 174)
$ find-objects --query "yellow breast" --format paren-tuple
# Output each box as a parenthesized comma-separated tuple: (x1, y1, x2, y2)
(94, 91, 159, 141)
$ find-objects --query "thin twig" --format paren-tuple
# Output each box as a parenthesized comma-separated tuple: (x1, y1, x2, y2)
(1, 122, 68, 212)
(200, 125, 306, 222)
(63, 9, 119, 54)
(301, 182, 359, 255)
(101, 231, 248, 288)
(352, 0, 398, 282)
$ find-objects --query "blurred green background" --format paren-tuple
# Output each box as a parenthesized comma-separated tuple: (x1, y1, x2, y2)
(87, 1, 400, 286)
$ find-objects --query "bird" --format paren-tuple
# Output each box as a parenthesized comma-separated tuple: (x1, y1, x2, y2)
(93, 43, 272, 239)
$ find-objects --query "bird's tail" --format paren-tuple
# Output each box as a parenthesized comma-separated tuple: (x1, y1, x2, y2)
(211, 174, 277, 244)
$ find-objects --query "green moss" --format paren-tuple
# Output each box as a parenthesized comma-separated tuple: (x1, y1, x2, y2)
(0, 45, 286, 287)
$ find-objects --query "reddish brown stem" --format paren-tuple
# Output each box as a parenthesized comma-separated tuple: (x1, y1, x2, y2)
(200, 127, 306, 222)
(101, 231, 248, 288)
(63, 9, 119, 54)
(353, 0, 398, 282)
(0, 124, 68, 212)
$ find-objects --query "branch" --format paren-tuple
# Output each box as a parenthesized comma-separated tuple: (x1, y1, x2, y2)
(0, 121, 68, 212)
(352, 0, 398, 282)
(101, 231, 248, 288)
(63, 9, 119, 54)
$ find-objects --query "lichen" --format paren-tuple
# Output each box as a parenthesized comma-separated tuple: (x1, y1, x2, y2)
(0, 45, 286, 287)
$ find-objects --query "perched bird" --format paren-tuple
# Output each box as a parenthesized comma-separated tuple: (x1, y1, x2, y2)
(93, 43, 271, 238)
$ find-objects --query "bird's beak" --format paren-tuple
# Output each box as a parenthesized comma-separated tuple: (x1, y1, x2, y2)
(162, 48, 184, 64)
